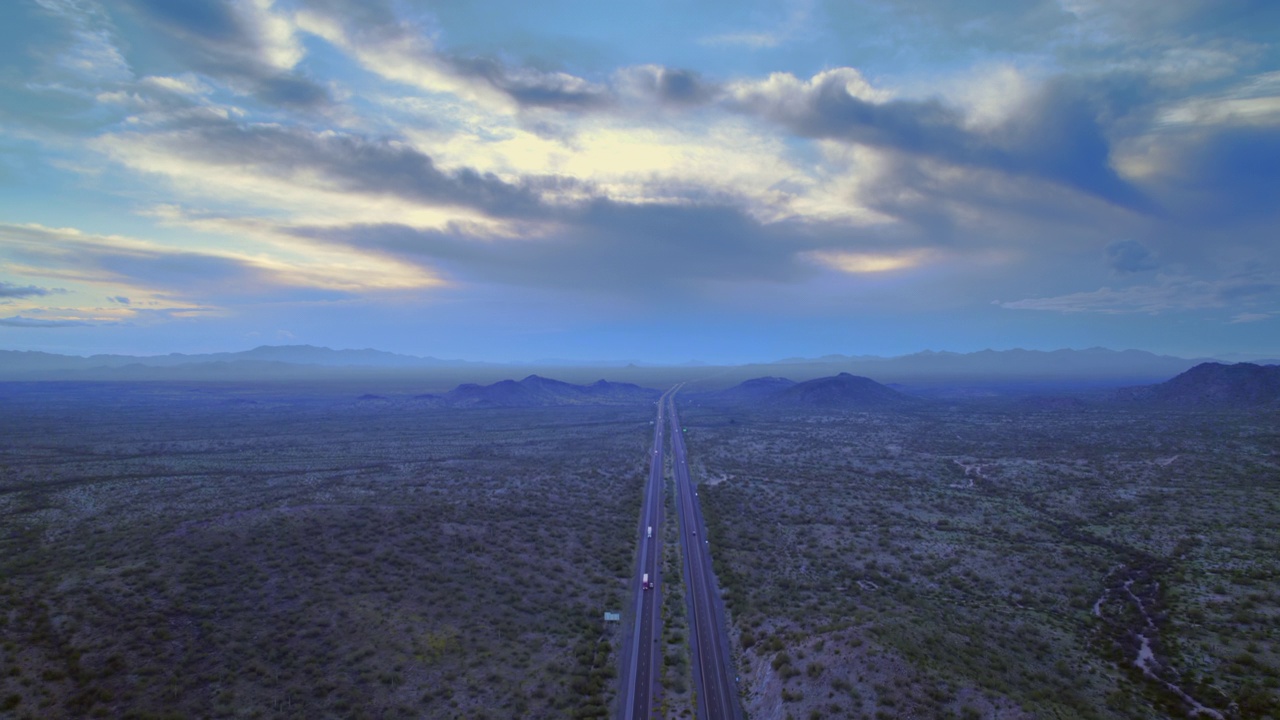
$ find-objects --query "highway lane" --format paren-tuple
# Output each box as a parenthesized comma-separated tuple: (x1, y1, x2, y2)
(668, 393, 742, 720)
(619, 390, 669, 720)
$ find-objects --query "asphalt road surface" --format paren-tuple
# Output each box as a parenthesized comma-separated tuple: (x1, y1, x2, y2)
(619, 390, 669, 720)
(668, 394, 742, 720)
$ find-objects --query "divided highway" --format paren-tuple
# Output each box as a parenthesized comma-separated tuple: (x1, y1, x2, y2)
(619, 390, 669, 720)
(668, 394, 742, 720)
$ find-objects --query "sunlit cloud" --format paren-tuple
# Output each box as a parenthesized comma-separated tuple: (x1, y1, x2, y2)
(92, 127, 516, 235)
(1156, 78, 1280, 128)
(0, 222, 446, 326)
(807, 250, 931, 274)
(139, 74, 212, 96)
(0, 315, 94, 328)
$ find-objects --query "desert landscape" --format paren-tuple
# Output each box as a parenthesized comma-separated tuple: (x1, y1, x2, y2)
(2, 361, 1277, 719)
(0, 381, 652, 718)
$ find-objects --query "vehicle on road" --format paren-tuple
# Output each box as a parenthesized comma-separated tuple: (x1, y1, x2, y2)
(642, 573, 652, 590)
(647, 525, 653, 538)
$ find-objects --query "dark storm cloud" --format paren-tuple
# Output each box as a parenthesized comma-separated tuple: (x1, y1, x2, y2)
(0, 281, 63, 298)
(120, 0, 330, 108)
(254, 74, 330, 107)
(655, 69, 706, 104)
(732, 73, 1155, 212)
(1106, 239, 1158, 273)
(622, 66, 718, 107)
(294, 199, 874, 296)
(1150, 125, 1280, 224)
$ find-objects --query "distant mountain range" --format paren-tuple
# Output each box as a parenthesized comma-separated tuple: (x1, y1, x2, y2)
(0, 344, 479, 372)
(767, 347, 1238, 380)
(696, 372, 917, 409)
(419, 375, 661, 408)
(0, 344, 1275, 389)
(1120, 362, 1280, 407)
(708, 376, 797, 402)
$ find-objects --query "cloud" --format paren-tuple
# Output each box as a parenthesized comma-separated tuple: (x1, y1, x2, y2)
(0, 281, 64, 298)
(32, 0, 132, 83)
(999, 283, 1210, 314)
(1105, 239, 1157, 273)
(999, 274, 1280, 316)
(806, 250, 931, 274)
(0, 315, 91, 328)
(700, 0, 814, 49)
(616, 66, 717, 107)
(139, 74, 212, 96)
(1135, 124, 1280, 224)
(294, 0, 608, 113)
(451, 56, 611, 111)
(288, 196, 909, 302)
(1167, 71, 1280, 122)
(120, 0, 329, 107)
(701, 31, 782, 49)
(6, 0, 1278, 357)
(95, 117, 545, 224)
(728, 69, 1155, 212)
(1229, 312, 1274, 324)
(0, 222, 442, 310)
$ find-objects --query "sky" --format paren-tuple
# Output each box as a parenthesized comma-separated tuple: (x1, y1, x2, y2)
(0, 0, 1277, 363)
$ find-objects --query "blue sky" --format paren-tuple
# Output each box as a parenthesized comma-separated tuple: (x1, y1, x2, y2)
(0, 0, 1277, 362)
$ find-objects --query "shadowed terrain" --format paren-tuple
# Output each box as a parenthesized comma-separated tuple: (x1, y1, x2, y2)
(1119, 363, 1280, 408)
(678, 394, 1280, 719)
(0, 382, 652, 719)
(2, 363, 1277, 719)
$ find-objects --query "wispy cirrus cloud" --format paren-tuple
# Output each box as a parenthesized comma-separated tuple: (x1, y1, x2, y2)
(0, 281, 65, 298)
(700, 0, 814, 49)
(0, 221, 444, 318)
(0, 315, 93, 328)
(32, 0, 132, 83)
(999, 275, 1280, 316)
(1230, 311, 1275, 324)
(1105, 239, 1158, 274)
(294, 0, 609, 113)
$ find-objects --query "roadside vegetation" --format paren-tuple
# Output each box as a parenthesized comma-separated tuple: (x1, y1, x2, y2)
(658, 474, 696, 718)
(682, 401, 1280, 719)
(0, 382, 648, 719)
